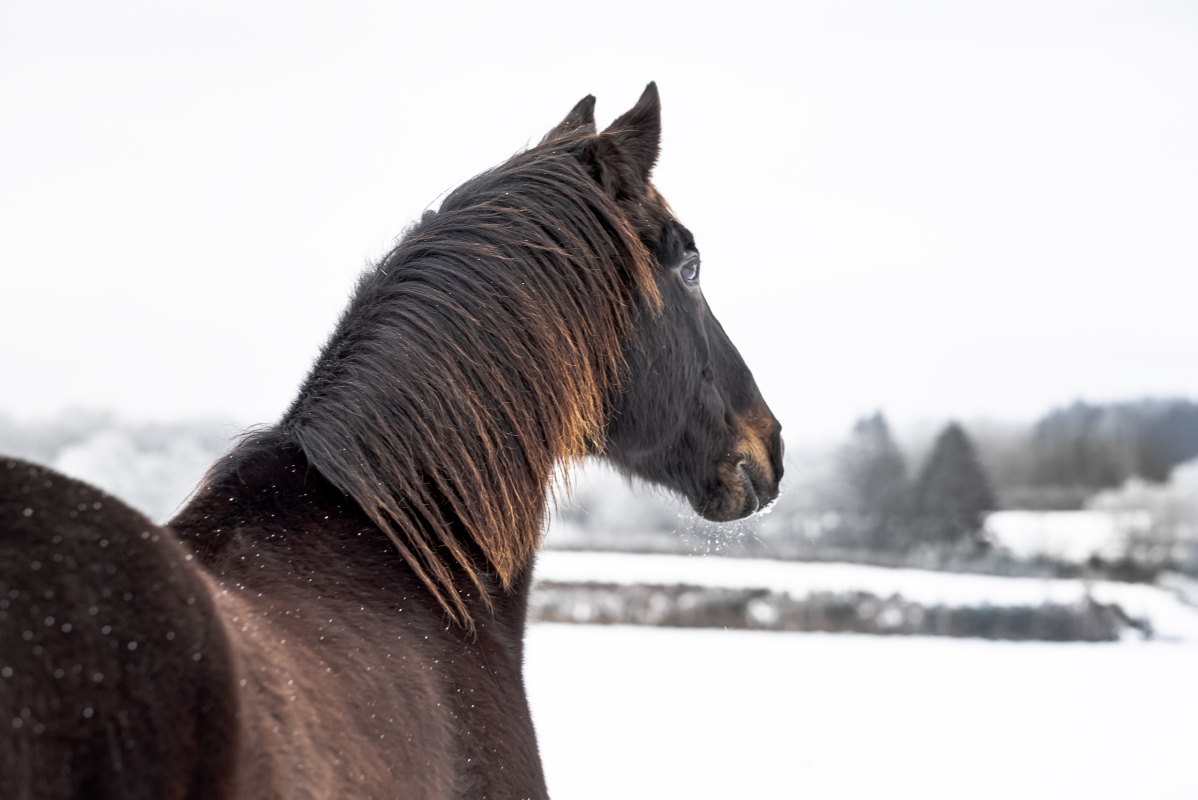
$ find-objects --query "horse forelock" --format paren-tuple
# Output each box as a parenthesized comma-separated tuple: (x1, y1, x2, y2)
(278, 133, 665, 628)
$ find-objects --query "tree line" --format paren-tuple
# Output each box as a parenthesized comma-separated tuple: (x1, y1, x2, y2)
(975, 398, 1198, 509)
(824, 398, 1198, 554)
(1027, 398, 1198, 486)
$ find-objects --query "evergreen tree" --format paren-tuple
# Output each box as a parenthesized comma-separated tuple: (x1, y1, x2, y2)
(913, 422, 996, 545)
(834, 412, 910, 549)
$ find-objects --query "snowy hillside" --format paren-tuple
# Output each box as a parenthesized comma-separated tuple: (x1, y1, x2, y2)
(0, 413, 234, 522)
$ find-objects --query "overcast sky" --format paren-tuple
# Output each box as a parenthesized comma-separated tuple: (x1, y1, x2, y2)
(2, 1, 1196, 447)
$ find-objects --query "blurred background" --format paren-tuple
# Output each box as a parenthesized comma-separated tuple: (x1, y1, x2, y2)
(2, 2, 1196, 797)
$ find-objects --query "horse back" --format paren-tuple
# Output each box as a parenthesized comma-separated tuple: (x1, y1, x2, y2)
(0, 458, 238, 800)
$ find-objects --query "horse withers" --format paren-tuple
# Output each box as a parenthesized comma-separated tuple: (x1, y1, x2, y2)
(1, 84, 782, 799)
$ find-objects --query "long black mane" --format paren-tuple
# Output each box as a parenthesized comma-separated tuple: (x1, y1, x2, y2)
(224, 131, 664, 626)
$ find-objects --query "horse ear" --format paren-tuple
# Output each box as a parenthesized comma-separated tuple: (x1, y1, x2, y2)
(601, 82, 661, 182)
(541, 94, 597, 143)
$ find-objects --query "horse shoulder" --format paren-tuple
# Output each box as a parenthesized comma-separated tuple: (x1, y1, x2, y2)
(199, 550, 465, 798)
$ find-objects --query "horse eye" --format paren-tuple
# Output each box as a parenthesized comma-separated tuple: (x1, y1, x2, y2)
(680, 257, 700, 285)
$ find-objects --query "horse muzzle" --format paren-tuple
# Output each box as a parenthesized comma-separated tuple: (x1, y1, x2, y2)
(696, 410, 783, 522)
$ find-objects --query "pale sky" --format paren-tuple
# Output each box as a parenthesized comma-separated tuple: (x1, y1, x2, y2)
(2, 1, 1196, 447)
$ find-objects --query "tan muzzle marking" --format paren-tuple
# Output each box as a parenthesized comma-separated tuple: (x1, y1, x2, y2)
(732, 406, 777, 485)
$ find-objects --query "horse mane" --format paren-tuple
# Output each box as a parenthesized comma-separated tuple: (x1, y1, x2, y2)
(272, 130, 663, 627)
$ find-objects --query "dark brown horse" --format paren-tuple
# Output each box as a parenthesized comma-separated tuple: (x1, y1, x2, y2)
(1, 84, 782, 799)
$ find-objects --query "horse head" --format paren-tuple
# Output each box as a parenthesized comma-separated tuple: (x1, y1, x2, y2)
(545, 84, 784, 521)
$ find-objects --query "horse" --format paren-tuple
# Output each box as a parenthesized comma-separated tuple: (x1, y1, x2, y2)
(1, 83, 783, 799)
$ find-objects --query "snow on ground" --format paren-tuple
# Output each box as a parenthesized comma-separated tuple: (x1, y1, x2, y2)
(533, 551, 1198, 641)
(986, 510, 1126, 561)
(525, 624, 1198, 800)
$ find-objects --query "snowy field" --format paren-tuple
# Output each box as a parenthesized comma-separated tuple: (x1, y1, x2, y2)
(535, 551, 1198, 642)
(986, 510, 1126, 561)
(525, 624, 1198, 800)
